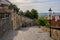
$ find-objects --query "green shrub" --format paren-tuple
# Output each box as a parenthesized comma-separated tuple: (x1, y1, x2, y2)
(37, 17, 50, 27)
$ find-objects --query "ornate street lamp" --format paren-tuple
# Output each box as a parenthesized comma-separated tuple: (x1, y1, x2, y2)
(48, 8, 52, 37)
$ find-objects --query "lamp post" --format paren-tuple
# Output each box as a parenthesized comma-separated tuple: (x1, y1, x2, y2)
(48, 8, 52, 37)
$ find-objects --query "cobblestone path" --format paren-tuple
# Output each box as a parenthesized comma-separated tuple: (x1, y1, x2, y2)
(1, 26, 53, 40)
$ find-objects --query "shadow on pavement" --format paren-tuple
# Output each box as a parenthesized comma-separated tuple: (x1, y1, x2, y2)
(0, 30, 18, 40)
(20, 27, 30, 31)
(20, 26, 39, 31)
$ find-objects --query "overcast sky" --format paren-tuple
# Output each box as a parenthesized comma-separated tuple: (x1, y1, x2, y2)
(9, 0, 60, 13)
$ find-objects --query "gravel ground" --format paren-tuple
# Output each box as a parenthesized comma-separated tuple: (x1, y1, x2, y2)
(0, 26, 53, 40)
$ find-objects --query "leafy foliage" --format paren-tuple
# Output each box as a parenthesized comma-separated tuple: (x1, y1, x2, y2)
(37, 17, 50, 26)
(24, 10, 31, 18)
(24, 9, 38, 19)
(9, 4, 38, 19)
(31, 9, 38, 19)
(8, 4, 20, 13)
(19, 10, 24, 15)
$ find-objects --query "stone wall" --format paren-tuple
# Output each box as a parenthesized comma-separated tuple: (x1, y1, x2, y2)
(0, 9, 36, 37)
(21, 15, 36, 27)
(11, 10, 35, 29)
(51, 29, 60, 40)
(41, 27, 60, 40)
(0, 17, 12, 37)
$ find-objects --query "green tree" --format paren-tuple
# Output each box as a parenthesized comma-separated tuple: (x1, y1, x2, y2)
(37, 17, 50, 26)
(31, 9, 38, 19)
(8, 4, 20, 13)
(19, 10, 24, 15)
(24, 10, 31, 18)
(24, 9, 38, 19)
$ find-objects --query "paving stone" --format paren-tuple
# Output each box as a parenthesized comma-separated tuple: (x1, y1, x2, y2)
(1, 26, 53, 40)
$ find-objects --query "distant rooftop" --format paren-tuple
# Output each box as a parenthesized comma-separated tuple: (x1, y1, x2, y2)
(0, 0, 11, 5)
